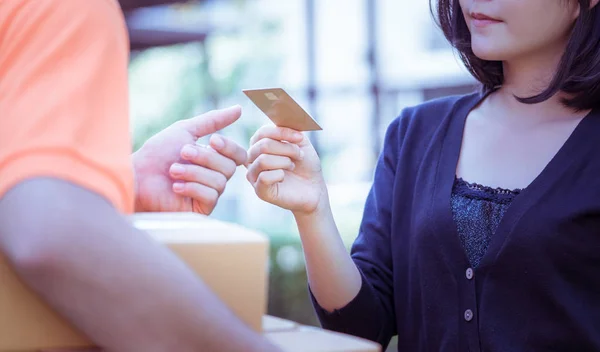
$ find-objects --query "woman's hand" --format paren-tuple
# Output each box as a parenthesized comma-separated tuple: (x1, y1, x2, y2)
(247, 126, 362, 313)
(246, 125, 328, 216)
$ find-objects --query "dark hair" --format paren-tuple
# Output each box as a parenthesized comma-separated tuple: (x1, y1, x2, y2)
(431, 0, 600, 111)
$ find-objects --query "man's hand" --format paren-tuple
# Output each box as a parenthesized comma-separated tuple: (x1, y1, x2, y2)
(42, 349, 100, 351)
(132, 105, 248, 214)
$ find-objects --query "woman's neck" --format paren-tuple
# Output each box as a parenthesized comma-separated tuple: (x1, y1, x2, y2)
(492, 49, 587, 122)
(502, 53, 559, 98)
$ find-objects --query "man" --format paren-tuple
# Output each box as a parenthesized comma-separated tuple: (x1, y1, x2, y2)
(0, 0, 279, 351)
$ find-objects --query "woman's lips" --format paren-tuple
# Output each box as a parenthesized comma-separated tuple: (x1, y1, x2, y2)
(470, 12, 502, 28)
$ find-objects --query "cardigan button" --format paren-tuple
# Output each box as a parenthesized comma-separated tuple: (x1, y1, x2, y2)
(464, 309, 474, 322)
(466, 268, 474, 280)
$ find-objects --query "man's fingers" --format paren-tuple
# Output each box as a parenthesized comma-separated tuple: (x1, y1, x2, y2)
(169, 164, 228, 195)
(41, 349, 102, 352)
(249, 125, 304, 146)
(182, 105, 242, 138)
(209, 134, 248, 166)
(180, 144, 237, 179)
(172, 182, 219, 215)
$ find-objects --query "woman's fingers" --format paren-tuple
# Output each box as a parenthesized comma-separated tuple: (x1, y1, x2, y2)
(246, 154, 295, 184)
(247, 138, 304, 164)
(250, 125, 304, 146)
(254, 170, 285, 201)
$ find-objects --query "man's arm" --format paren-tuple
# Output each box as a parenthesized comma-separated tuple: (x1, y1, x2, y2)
(0, 1, 277, 350)
(0, 179, 277, 351)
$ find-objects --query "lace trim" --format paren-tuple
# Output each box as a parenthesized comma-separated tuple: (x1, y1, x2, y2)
(453, 177, 521, 204)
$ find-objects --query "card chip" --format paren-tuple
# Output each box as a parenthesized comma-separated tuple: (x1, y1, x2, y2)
(264, 92, 278, 101)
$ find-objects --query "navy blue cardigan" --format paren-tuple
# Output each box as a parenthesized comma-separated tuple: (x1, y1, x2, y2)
(311, 92, 600, 351)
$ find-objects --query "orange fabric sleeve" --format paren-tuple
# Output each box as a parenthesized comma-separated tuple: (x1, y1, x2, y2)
(0, 0, 135, 214)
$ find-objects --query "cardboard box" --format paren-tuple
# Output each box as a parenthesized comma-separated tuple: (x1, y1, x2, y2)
(262, 317, 381, 352)
(0, 213, 269, 351)
(262, 315, 299, 333)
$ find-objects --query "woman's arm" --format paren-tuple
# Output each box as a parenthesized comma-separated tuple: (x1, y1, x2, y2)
(245, 117, 402, 349)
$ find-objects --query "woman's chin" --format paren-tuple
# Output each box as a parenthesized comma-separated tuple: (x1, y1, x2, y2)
(471, 46, 505, 61)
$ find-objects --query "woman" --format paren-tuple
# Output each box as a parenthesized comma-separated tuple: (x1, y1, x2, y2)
(246, 0, 600, 351)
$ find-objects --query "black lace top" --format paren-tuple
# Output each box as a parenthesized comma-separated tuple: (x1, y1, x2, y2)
(450, 177, 521, 268)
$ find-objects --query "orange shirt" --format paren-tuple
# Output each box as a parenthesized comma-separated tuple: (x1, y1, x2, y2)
(0, 0, 135, 214)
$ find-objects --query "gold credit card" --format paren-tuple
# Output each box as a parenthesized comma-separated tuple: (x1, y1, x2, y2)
(243, 88, 323, 131)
